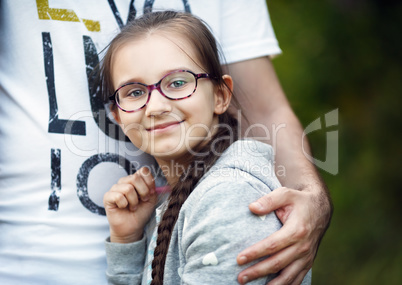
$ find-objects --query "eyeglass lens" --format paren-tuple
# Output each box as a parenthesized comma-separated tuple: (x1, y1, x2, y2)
(116, 71, 197, 112)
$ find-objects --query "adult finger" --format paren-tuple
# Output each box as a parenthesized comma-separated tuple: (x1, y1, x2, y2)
(237, 222, 298, 264)
(249, 187, 294, 216)
(289, 269, 310, 285)
(238, 248, 311, 285)
(237, 246, 288, 284)
(268, 261, 311, 285)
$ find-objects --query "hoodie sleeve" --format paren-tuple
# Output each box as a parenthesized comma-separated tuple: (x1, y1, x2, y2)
(178, 174, 282, 285)
(104, 236, 147, 285)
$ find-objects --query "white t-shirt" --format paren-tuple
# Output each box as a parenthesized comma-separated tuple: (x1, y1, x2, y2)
(0, 1, 280, 284)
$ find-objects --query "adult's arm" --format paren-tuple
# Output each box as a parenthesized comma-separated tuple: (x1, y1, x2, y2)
(224, 57, 333, 285)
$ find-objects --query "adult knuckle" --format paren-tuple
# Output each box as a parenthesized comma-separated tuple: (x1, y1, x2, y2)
(253, 265, 268, 278)
(265, 240, 278, 253)
(280, 187, 292, 196)
(260, 194, 273, 207)
(283, 274, 295, 285)
(294, 225, 309, 240)
(271, 259, 282, 273)
(305, 256, 314, 269)
(304, 249, 315, 265)
(298, 243, 311, 256)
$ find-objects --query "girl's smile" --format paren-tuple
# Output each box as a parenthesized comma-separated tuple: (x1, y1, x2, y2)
(145, 120, 185, 133)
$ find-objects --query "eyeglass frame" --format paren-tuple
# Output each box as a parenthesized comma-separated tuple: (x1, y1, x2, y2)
(109, 69, 212, 113)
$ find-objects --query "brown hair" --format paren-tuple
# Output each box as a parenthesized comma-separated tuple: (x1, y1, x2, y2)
(100, 11, 239, 284)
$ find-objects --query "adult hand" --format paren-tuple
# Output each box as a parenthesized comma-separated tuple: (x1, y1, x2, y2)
(237, 186, 332, 284)
(104, 167, 158, 244)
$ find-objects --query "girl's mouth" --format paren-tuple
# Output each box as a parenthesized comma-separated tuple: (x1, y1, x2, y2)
(146, 120, 184, 132)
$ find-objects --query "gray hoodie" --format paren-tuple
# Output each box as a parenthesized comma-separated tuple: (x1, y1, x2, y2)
(105, 140, 312, 284)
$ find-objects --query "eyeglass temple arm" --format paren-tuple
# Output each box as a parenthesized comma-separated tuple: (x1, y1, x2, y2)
(196, 73, 210, 79)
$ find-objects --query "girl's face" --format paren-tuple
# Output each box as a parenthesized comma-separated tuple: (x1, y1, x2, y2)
(111, 33, 231, 166)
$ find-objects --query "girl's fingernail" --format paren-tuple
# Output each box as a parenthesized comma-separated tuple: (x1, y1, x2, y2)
(242, 276, 249, 284)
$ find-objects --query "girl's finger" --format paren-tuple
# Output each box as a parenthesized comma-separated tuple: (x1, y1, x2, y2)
(137, 167, 156, 194)
(126, 171, 153, 202)
(109, 183, 139, 211)
(104, 190, 129, 210)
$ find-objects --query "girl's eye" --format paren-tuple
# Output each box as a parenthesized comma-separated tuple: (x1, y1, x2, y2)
(170, 80, 186, 88)
(127, 89, 146, 98)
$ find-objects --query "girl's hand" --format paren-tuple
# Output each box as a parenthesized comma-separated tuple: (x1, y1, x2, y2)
(103, 167, 158, 244)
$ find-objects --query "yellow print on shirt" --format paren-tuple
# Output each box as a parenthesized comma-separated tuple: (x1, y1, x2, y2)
(36, 0, 100, 32)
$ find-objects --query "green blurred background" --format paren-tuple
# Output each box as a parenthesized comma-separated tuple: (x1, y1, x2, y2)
(266, 0, 402, 284)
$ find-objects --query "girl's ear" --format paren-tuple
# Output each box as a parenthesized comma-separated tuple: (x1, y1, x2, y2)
(214, 74, 233, 115)
(110, 104, 122, 124)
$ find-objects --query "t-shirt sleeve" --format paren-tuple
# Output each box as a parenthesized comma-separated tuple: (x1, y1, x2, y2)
(179, 179, 282, 284)
(219, 0, 282, 63)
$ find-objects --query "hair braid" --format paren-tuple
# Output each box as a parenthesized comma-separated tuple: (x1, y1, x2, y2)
(151, 113, 238, 284)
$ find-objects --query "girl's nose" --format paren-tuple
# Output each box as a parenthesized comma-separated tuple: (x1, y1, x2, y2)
(144, 89, 172, 117)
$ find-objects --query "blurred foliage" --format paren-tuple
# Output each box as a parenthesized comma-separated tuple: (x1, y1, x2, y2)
(267, 0, 402, 284)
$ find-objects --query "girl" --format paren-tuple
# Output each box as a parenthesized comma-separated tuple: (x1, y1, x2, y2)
(101, 11, 310, 285)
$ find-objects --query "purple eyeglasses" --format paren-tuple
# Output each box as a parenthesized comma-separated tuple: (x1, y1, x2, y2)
(109, 70, 211, 113)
